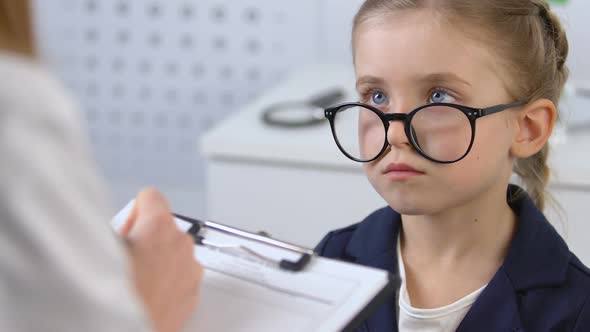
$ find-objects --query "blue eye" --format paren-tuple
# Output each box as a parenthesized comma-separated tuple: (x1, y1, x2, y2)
(429, 90, 455, 103)
(371, 91, 388, 105)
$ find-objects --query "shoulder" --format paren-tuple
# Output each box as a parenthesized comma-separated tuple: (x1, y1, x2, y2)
(555, 254, 590, 330)
(0, 52, 92, 167)
(315, 206, 395, 259)
(518, 253, 590, 331)
(0, 52, 80, 126)
(0, 53, 63, 97)
(568, 255, 590, 330)
(567, 254, 590, 303)
(569, 254, 590, 282)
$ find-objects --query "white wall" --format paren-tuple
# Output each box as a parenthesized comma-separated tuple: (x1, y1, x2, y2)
(553, 0, 590, 86)
(32, 0, 364, 213)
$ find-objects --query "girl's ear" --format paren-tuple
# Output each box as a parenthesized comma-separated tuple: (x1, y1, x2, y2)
(509, 99, 557, 158)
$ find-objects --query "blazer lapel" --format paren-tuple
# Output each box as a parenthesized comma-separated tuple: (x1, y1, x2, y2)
(362, 249, 399, 332)
(458, 185, 570, 332)
(344, 207, 401, 332)
(456, 268, 523, 332)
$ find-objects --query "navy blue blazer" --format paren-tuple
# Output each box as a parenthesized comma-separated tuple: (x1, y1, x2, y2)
(316, 186, 590, 331)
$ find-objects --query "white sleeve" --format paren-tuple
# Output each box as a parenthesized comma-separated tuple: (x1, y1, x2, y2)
(0, 54, 151, 332)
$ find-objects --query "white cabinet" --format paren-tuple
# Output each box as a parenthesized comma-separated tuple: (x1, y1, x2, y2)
(201, 64, 590, 265)
(545, 131, 590, 265)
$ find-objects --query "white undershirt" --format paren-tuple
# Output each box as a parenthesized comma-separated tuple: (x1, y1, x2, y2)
(396, 238, 487, 332)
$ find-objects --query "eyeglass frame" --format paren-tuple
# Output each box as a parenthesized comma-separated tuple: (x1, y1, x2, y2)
(324, 101, 527, 164)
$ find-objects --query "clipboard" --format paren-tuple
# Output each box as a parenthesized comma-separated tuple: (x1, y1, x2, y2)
(112, 200, 399, 332)
(173, 213, 314, 272)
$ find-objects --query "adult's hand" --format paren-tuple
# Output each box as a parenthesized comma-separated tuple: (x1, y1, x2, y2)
(120, 188, 203, 332)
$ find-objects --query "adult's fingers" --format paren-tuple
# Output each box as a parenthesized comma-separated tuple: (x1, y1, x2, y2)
(119, 200, 138, 237)
(124, 188, 176, 241)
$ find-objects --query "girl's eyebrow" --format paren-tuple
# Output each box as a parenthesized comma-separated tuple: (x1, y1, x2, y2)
(416, 72, 472, 87)
(355, 72, 472, 90)
(356, 75, 387, 90)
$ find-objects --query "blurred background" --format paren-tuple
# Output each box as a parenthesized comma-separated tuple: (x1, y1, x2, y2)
(33, 0, 365, 213)
(32, 0, 590, 260)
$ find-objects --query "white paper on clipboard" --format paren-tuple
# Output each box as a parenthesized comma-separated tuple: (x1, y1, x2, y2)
(112, 200, 396, 332)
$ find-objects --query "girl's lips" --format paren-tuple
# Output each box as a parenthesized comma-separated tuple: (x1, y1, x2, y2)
(382, 163, 425, 180)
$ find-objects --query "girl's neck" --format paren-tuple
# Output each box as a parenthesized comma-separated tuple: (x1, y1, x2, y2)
(398, 185, 518, 308)
(400, 185, 517, 267)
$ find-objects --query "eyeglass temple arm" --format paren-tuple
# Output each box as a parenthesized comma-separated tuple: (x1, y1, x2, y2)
(480, 101, 527, 116)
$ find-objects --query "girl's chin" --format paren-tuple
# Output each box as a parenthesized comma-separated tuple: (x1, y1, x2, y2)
(383, 197, 427, 215)
(380, 191, 442, 215)
(388, 204, 428, 216)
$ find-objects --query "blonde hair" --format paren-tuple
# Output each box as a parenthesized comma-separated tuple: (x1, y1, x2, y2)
(0, 0, 36, 57)
(353, 0, 569, 211)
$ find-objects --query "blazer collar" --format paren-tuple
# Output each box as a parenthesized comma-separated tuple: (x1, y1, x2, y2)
(342, 185, 571, 331)
(344, 184, 571, 290)
(501, 185, 571, 290)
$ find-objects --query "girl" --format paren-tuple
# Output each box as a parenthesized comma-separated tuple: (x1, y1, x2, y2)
(318, 0, 590, 331)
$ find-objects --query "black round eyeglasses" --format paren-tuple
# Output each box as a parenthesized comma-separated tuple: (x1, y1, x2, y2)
(324, 101, 526, 164)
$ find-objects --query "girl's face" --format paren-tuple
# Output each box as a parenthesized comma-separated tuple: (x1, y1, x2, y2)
(354, 10, 518, 215)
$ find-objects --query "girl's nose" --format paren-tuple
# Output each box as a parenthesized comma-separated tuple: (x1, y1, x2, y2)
(386, 118, 411, 149)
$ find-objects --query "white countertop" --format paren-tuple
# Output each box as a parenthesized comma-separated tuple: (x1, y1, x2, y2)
(201, 63, 362, 171)
(201, 63, 590, 188)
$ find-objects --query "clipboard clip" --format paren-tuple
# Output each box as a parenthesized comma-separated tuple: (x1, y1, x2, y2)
(173, 214, 315, 272)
